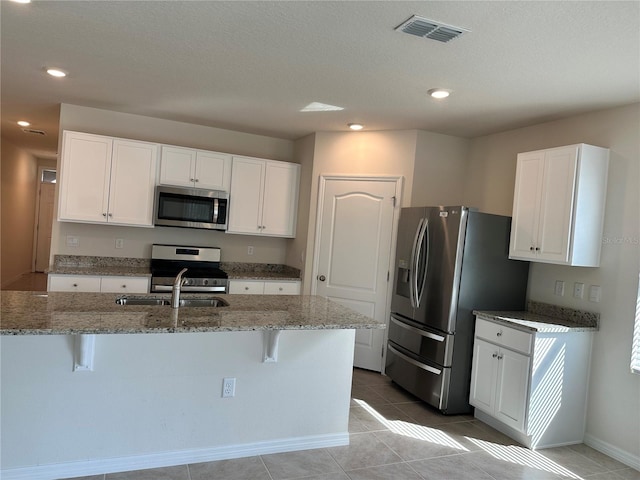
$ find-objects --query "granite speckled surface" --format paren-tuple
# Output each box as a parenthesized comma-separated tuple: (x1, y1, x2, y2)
(0, 291, 383, 335)
(48, 256, 301, 281)
(474, 301, 599, 333)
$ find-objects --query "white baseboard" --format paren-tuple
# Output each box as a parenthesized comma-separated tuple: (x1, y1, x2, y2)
(584, 433, 640, 471)
(0, 432, 349, 480)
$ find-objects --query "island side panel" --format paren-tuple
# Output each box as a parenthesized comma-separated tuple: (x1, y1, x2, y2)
(1, 329, 355, 472)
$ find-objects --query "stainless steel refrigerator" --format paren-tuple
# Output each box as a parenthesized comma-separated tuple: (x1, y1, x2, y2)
(385, 206, 529, 414)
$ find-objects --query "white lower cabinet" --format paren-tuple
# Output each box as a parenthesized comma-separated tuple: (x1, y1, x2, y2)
(48, 274, 150, 293)
(470, 316, 592, 449)
(228, 280, 301, 295)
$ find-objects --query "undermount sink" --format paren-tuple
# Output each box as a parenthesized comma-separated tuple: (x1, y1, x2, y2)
(115, 296, 229, 307)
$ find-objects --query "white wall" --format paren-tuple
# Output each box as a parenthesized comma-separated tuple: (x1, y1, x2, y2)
(1, 329, 355, 477)
(464, 103, 640, 465)
(50, 104, 297, 264)
(1, 139, 38, 286)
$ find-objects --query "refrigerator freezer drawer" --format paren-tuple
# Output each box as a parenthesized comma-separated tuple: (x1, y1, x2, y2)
(389, 314, 454, 367)
(386, 343, 451, 412)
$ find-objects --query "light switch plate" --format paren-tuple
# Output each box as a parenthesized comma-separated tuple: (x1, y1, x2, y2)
(66, 236, 79, 247)
(554, 280, 565, 296)
(573, 282, 585, 299)
(589, 285, 602, 302)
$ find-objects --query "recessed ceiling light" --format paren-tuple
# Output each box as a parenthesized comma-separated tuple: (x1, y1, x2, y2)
(428, 88, 451, 99)
(348, 123, 364, 131)
(46, 68, 68, 78)
(301, 102, 344, 112)
(17, 120, 30, 127)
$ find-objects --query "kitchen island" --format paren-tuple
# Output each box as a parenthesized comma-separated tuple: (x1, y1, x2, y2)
(1, 291, 384, 480)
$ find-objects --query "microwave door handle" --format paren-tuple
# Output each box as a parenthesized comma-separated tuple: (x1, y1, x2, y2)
(213, 198, 219, 222)
(409, 218, 424, 309)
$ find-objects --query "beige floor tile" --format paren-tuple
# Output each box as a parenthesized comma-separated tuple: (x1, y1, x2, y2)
(59, 476, 104, 480)
(568, 444, 629, 471)
(292, 473, 351, 480)
(349, 404, 414, 432)
(611, 468, 640, 480)
(261, 449, 342, 480)
(350, 385, 390, 407)
(374, 428, 471, 462)
(464, 450, 568, 480)
(540, 446, 609, 477)
(188, 456, 271, 479)
(395, 401, 474, 426)
(351, 368, 391, 387)
(367, 383, 419, 404)
(408, 452, 496, 479)
(105, 465, 189, 480)
(345, 462, 424, 480)
(328, 432, 403, 471)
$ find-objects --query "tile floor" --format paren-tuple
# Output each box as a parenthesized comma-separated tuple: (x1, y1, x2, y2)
(2, 272, 47, 291)
(61, 368, 638, 480)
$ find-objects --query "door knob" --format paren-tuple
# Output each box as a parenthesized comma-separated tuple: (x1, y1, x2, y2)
(318, 275, 326, 282)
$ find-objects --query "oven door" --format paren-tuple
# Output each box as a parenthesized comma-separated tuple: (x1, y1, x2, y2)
(154, 186, 228, 230)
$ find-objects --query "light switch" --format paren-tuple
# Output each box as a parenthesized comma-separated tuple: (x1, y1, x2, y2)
(66, 236, 79, 247)
(554, 280, 565, 296)
(589, 285, 602, 303)
(573, 282, 585, 299)
(115, 238, 124, 249)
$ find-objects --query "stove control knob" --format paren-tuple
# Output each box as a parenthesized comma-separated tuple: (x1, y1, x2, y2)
(203, 279, 209, 285)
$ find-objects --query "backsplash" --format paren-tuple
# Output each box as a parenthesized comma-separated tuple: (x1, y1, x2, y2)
(528, 300, 600, 329)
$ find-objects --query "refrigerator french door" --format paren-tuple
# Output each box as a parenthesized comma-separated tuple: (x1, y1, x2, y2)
(385, 206, 529, 414)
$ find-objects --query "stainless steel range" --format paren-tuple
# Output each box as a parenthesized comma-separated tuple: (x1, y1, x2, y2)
(150, 244, 228, 294)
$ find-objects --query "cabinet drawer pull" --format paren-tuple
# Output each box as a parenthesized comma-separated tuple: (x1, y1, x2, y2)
(496, 331, 503, 337)
(492, 352, 498, 358)
(122, 285, 127, 288)
(497, 354, 504, 360)
(72, 283, 78, 287)
(244, 286, 249, 290)
(103, 213, 107, 217)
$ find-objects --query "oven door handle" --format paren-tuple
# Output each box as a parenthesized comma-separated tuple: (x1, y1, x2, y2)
(213, 198, 219, 223)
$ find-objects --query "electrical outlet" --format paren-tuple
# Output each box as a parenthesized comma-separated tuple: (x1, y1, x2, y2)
(573, 282, 585, 299)
(115, 238, 124, 249)
(66, 236, 79, 247)
(222, 377, 236, 398)
(554, 280, 565, 296)
(247, 246, 254, 255)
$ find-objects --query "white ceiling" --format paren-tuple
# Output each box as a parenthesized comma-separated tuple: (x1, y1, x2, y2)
(2, 1, 639, 159)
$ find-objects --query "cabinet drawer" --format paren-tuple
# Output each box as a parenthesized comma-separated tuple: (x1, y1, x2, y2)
(228, 280, 265, 295)
(48, 274, 102, 292)
(475, 318, 533, 355)
(100, 276, 149, 293)
(263, 281, 300, 295)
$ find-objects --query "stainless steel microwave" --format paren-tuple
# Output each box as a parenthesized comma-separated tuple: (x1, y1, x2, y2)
(154, 186, 228, 231)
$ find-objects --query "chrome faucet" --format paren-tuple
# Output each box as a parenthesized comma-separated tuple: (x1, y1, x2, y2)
(171, 268, 188, 308)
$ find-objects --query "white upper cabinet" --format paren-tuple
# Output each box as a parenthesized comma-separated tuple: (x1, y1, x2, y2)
(159, 145, 231, 191)
(227, 156, 300, 237)
(509, 144, 609, 266)
(58, 131, 158, 227)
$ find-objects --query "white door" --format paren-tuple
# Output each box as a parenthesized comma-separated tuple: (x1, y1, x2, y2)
(314, 177, 399, 371)
(35, 182, 55, 272)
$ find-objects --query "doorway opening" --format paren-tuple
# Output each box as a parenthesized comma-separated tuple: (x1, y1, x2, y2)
(33, 167, 56, 272)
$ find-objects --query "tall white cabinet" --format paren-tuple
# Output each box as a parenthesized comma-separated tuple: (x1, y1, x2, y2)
(227, 156, 300, 237)
(58, 131, 158, 227)
(509, 143, 609, 266)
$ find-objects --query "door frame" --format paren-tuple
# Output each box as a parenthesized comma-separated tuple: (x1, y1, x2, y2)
(32, 166, 56, 272)
(311, 174, 403, 372)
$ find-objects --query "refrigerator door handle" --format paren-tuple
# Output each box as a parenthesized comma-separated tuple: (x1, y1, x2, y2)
(390, 316, 445, 342)
(415, 218, 429, 308)
(409, 218, 424, 308)
(388, 344, 442, 375)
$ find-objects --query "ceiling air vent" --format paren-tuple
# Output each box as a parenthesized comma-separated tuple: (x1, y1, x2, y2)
(22, 128, 46, 136)
(395, 15, 468, 43)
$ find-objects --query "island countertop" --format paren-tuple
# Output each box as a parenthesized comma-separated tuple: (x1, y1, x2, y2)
(1, 291, 385, 335)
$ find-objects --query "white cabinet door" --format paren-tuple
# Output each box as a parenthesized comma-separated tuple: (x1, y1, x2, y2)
(263, 281, 301, 295)
(262, 162, 300, 236)
(228, 157, 265, 235)
(228, 156, 300, 237)
(509, 144, 608, 266)
(536, 146, 578, 263)
(100, 276, 150, 293)
(159, 146, 196, 187)
(228, 280, 265, 294)
(195, 151, 231, 191)
(494, 347, 531, 432)
(48, 274, 102, 292)
(509, 151, 544, 260)
(58, 132, 112, 223)
(470, 338, 499, 413)
(108, 139, 158, 226)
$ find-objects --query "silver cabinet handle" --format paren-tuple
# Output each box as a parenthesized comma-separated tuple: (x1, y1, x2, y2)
(496, 331, 503, 337)
(108, 213, 112, 217)
(72, 283, 78, 287)
(492, 352, 498, 358)
(103, 213, 107, 217)
(122, 285, 127, 288)
(318, 275, 326, 282)
(244, 286, 249, 290)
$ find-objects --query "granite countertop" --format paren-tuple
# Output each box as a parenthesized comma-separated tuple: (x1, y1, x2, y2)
(48, 256, 301, 281)
(474, 301, 599, 333)
(0, 291, 384, 335)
